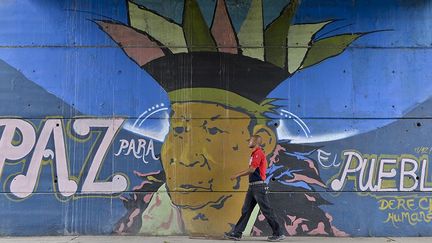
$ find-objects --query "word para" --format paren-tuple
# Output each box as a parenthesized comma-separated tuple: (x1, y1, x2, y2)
(114, 138, 159, 163)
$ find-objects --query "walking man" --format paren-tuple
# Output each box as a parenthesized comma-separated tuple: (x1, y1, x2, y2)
(225, 135, 285, 242)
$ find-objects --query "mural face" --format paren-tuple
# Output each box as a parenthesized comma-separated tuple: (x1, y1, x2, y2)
(2, 0, 432, 238)
(161, 101, 275, 234)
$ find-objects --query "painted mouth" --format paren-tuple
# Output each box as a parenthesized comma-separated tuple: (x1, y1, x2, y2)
(179, 179, 214, 192)
(177, 154, 211, 170)
(177, 194, 233, 210)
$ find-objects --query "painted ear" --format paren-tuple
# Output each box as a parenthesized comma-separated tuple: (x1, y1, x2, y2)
(253, 124, 276, 155)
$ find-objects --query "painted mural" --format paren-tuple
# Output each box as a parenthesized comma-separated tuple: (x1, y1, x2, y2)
(0, 0, 432, 237)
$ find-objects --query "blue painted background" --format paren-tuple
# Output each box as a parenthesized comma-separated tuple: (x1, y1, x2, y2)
(0, 0, 432, 237)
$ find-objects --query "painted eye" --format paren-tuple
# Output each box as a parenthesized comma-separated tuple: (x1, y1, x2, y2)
(208, 127, 224, 135)
(174, 126, 185, 134)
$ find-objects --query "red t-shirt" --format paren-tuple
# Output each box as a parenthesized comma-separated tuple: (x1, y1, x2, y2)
(249, 147, 267, 182)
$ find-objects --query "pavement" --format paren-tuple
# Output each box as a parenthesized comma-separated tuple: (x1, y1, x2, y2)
(0, 236, 428, 243)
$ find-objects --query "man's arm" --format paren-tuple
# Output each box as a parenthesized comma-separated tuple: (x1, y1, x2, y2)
(230, 166, 256, 180)
(231, 149, 263, 180)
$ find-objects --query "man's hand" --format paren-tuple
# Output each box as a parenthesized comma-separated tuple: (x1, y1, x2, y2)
(231, 166, 256, 180)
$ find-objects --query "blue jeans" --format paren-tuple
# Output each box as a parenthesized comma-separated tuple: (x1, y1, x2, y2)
(232, 184, 282, 236)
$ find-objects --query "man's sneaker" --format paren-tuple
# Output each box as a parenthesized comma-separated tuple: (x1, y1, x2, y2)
(224, 232, 242, 241)
(267, 234, 286, 242)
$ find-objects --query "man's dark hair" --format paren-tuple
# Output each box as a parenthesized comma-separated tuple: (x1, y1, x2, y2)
(252, 135, 263, 146)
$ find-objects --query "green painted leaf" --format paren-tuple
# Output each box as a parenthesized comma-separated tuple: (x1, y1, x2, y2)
(287, 21, 333, 73)
(183, 0, 217, 52)
(238, 0, 264, 60)
(301, 33, 363, 69)
(128, 1, 187, 54)
(264, 0, 299, 68)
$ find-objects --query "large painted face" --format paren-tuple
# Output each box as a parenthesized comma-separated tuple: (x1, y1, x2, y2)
(161, 102, 272, 235)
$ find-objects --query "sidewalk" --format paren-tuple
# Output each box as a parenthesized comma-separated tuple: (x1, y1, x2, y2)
(0, 236, 427, 243)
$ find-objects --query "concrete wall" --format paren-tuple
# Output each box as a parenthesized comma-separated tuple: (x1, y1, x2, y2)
(0, 0, 432, 237)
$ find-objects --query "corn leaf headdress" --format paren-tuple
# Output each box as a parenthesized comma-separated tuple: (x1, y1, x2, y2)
(97, 0, 368, 106)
